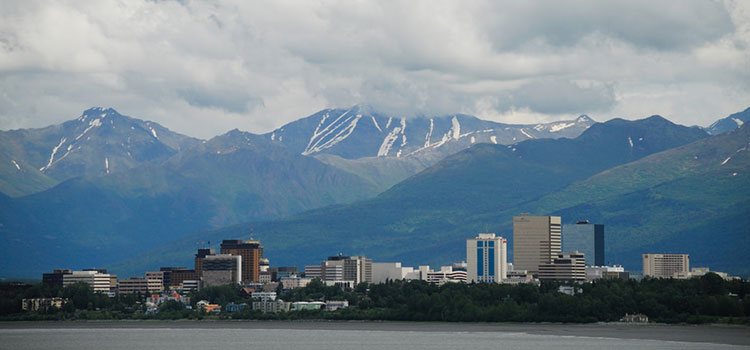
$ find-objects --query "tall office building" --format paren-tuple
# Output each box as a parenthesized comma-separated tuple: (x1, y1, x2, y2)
(562, 221, 604, 266)
(466, 233, 507, 283)
(513, 214, 561, 275)
(642, 253, 690, 278)
(220, 239, 264, 283)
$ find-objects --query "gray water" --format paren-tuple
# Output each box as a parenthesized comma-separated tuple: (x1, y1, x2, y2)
(0, 326, 746, 350)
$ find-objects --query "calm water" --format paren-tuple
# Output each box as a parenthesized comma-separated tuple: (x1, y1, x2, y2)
(0, 326, 746, 350)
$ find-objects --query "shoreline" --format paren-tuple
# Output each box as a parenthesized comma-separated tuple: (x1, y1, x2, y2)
(1, 320, 748, 346)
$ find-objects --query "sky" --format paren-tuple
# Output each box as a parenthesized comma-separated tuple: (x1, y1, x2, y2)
(1, 0, 749, 139)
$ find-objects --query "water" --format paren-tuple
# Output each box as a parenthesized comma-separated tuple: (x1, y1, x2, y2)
(1, 324, 747, 350)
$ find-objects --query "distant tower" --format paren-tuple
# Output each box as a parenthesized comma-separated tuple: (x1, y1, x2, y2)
(513, 215, 561, 275)
(562, 221, 605, 266)
(466, 233, 507, 283)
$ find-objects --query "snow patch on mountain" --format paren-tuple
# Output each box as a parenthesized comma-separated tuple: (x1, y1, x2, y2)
(519, 129, 533, 139)
(549, 122, 576, 132)
(400, 118, 407, 146)
(76, 118, 102, 141)
(733, 118, 744, 127)
(372, 117, 382, 132)
(105, 157, 110, 174)
(303, 109, 365, 155)
(451, 116, 461, 140)
(377, 125, 402, 157)
(490, 136, 497, 144)
(40, 137, 67, 171)
(628, 137, 634, 148)
(424, 118, 434, 147)
(11, 160, 20, 170)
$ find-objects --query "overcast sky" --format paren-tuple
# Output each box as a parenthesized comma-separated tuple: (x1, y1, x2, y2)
(1, 1, 748, 139)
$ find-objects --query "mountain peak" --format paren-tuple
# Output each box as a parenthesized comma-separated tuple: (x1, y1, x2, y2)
(576, 114, 593, 122)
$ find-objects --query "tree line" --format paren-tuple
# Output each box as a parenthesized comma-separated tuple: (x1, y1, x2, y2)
(1, 273, 748, 324)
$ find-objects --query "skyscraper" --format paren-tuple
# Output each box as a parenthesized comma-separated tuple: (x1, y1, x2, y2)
(466, 233, 507, 283)
(513, 214, 561, 275)
(562, 221, 605, 266)
(220, 239, 264, 283)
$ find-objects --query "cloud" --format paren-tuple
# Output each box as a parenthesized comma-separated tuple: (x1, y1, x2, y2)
(0, 0, 749, 138)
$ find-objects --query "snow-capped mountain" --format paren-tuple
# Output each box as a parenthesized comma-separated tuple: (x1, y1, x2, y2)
(264, 105, 595, 159)
(0, 107, 200, 195)
(705, 107, 750, 135)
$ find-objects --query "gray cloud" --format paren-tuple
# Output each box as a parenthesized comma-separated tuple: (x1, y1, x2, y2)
(0, 0, 748, 138)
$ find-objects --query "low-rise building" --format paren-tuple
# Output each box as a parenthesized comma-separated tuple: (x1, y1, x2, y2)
(586, 265, 630, 281)
(252, 299, 291, 313)
(251, 291, 277, 301)
(425, 264, 467, 285)
(538, 251, 586, 281)
(280, 276, 313, 289)
(372, 262, 417, 284)
(325, 300, 349, 311)
(292, 301, 325, 311)
(225, 302, 247, 313)
(118, 277, 150, 295)
(196, 300, 221, 312)
(21, 298, 66, 312)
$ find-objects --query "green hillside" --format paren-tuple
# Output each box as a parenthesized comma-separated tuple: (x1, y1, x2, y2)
(109, 116, 720, 277)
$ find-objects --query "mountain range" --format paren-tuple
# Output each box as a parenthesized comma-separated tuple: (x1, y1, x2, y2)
(1, 106, 748, 278)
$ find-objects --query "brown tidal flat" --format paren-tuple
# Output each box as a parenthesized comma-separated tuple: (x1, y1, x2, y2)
(1, 320, 748, 346)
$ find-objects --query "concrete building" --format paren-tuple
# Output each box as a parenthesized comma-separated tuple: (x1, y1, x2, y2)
(145, 271, 164, 292)
(220, 239, 264, 283)
(642, 253, 690, 278)
(586, 265, 629, 281)
(305, 255, 372, 284)
(63, 270, 113, 293)
(372, 262, 418, 284)
(466, 233, 508, 283)
(425, 265, 467, 285)
(118, 277, 150, 295)
(562, 221, 605, 266)
(538, 251, 586, 281)
(513, 215, 562, 275)
(201, 254, 242, 286)
(252, 299, 291, 313)
(280, 276, 313, 289)
(194, 248, 215, 277)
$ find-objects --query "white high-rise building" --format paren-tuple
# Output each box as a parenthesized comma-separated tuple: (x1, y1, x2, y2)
(466, 233, 507, 283)
(63, 270, 113, 293)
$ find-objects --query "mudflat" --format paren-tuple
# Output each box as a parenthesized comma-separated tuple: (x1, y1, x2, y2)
(1, 320, 748, 346)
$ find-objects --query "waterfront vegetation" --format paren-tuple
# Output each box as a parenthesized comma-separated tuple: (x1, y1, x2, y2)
(1, 273, 748, 324)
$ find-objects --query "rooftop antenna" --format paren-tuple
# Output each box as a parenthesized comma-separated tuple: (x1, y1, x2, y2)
(250, 225, 254, 241)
